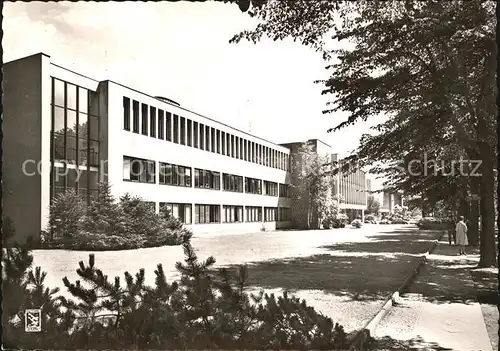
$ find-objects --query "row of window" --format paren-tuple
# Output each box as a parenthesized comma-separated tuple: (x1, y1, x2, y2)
(159, 203, 292, 224)
(123, 97, 291, 171)
(122, 156, 292, 196)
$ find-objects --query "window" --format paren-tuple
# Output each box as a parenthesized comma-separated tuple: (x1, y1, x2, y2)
(141, 103, 148, 136)
(223, 205, 243, 223)
(67, 84, 77, 110)
(240, 138, 244, 159)
(263, 181, 278, 196)
(264, 207, 277, 222)
(279, 183, 291, 198)
(244, 140, 247, 161)
(199, 124, 205, 150)
(180, 117, 186, 145)
(159, 162, 191, 187)
(194, 169, 220, 190)
(54, 79, 65, 107)
(187, 119, 192, 146)
(79, 88, 88, 113)
(222, 173, 243, 193)
(245, 177, 262, 194)
(195, 204, 220, 224)
(226, 133, 231, 156)
(123, 97, 130, 131)
(166, 112, 172, 141)
(231, 135, 235, 157)
(194, 122, 199, 148)
(150, 107, 156, 138)
(235, 136, 239, 159)
(158, 110, 165, 139)
(216, 130, 221, 153)
(211, 128, 215, 152)
(173, 114, 179, 143)
(123, 156, 156, 183)
(279, 207, 291, 221)
(246, 206, 262, 222)
(221, 132, 226, 155)
(205, 125, 210, 151)
(160, 203, 192, 224)
(89, 115, 99, 141)
(132, 100, 140, 133)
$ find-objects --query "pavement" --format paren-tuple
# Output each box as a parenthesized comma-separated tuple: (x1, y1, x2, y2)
(375, 239, 493, 351)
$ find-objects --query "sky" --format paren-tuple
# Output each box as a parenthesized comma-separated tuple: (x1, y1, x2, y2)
(4, 1, 386, 188)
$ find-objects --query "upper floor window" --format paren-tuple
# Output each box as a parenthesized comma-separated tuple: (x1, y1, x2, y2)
(159, 162, 191, 187)
(245, 177, 262, 194)
(123, 156, 156, 183)
(194, 168, 220, 190)
(222, 173, 243, 193)
(279, 183, 291, 198)
(263, 181, 278, 196)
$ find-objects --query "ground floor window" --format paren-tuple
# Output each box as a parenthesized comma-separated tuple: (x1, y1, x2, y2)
(246, 206, 262, 222)
(160, 202, 192, 224)
(194, 204, 220, 224)
(264, 207, 277, 222)
(222, 205, 243, 223)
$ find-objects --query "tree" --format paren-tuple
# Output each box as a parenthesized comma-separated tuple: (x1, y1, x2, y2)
(231, 0, 497, 267)
(290, 142, 333, 229)
(366, 195, 380, 215)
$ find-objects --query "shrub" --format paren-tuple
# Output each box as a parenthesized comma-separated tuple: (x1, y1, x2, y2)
(44, 182, 191, 250)
(2, 237, 358, 350)
(48, 190, 86, 240)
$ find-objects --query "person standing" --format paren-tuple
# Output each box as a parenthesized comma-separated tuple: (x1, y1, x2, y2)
(455, 216, 469, 255)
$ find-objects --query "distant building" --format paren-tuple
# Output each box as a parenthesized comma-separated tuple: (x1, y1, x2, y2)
(282, 140, 368, 228)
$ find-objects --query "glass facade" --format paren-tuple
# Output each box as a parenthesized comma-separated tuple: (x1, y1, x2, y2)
(50, 78, 100, 203)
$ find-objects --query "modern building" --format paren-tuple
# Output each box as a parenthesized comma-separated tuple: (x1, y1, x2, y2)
(4, 53, 366, 243)
(281, 139, 368, 228)
(366, 177, 404, 216)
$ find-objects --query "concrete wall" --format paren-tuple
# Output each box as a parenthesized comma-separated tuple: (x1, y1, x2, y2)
(3, 53, 51, 244)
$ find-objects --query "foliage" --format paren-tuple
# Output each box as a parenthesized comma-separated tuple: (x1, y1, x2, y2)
(366, 195, 380, 215)
(45, 182, 191, 250)
(232, 0, 497, 267)
(291, 142, 335, 229)
(47, 189, 87, 240)
(351, 219, 363, 229)
(2, 235, 356, 349)
(391, 205, 407, 220)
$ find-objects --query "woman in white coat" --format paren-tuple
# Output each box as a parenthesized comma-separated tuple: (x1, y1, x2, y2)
(455, 216, 469, 255)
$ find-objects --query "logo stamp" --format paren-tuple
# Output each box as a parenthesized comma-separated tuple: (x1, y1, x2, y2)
(25, 309, 42, 332)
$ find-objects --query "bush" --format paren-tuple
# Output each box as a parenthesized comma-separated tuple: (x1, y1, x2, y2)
(416, 217, 449, 230)
(44, 182, 191, 250)
(2, 237, 359, 350)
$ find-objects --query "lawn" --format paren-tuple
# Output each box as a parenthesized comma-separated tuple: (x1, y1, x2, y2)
(32, 225, 441, 333)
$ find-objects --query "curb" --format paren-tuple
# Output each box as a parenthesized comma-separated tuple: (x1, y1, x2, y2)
(347, 230, 446, 349)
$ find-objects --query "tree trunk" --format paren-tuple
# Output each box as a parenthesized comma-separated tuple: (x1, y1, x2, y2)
(468, 178, 480, 247)
(478, 142, 497, 268)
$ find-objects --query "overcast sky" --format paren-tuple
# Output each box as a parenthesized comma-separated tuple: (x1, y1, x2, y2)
(4, 1, 386, 187)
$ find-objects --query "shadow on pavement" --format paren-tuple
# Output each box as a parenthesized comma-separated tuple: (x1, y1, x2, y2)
(405, 241, 498, 306)
(221, 228, 442, 302)
(370, 335, 453, 350)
